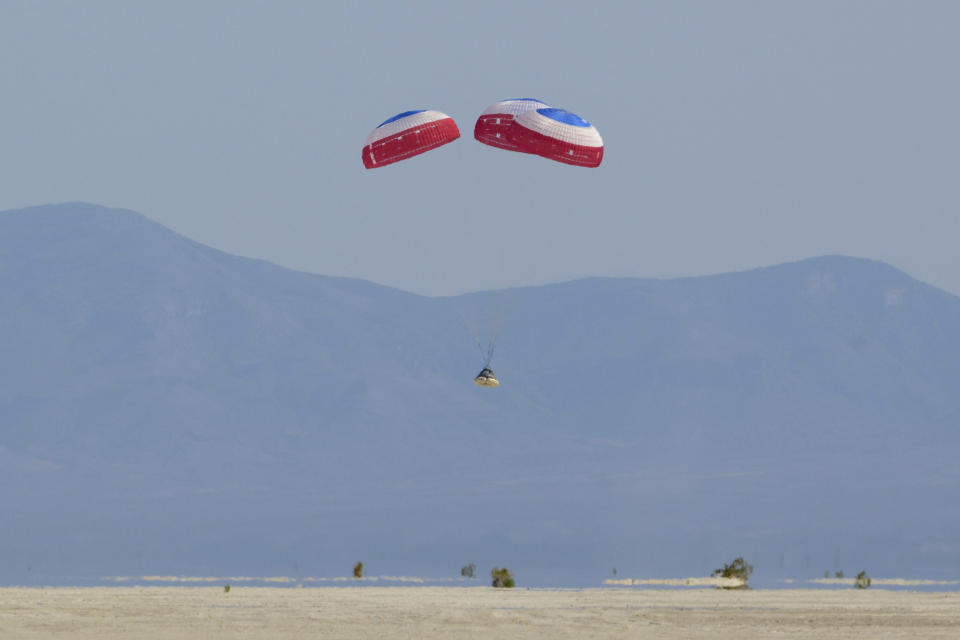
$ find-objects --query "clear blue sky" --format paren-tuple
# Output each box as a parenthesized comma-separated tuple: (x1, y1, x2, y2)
(2, 1, 957, 296)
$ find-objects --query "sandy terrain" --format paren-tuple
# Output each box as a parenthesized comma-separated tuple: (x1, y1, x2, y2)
(1, 586, 959, 639)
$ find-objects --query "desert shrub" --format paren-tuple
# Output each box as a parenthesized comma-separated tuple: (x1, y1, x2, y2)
(491, 567, 515, 588)
(223, 584, 230, 593)
(353, 561, 364, 578)
(855, 571, 871, 589)
(713, 556, 753, 589)
(461, 563, 476, 579)
(835, 571, 844, 579)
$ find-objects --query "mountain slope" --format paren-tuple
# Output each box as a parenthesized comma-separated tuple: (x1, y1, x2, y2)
(2, 203, 958, 585)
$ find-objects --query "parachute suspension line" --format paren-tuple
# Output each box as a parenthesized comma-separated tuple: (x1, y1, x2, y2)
(483, 340, 495, 368)
(479, 338, 491, 364)
(459, 293, 511, 370)
(482, 294, 508, 368)
(459, 305, 494, 367)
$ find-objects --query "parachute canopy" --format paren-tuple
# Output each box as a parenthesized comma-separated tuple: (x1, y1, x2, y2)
(362, 110, 460, 169)
(474, 98, 549, 153)
(474, 367, 499, 388)
(509, 107, 603, 167)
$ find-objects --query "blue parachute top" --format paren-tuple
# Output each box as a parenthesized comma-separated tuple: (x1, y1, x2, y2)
(378, 110, 426, 127)
(537, 108, 591, 127)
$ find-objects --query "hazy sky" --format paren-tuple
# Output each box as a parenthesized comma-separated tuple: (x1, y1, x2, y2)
(2, 1, 957, 296)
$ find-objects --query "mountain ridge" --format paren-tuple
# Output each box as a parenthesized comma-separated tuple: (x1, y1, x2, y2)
(4, 201, 939, 298)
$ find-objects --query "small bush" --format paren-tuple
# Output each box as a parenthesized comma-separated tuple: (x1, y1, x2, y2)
(713, 556, 753, 589)
(835, 571, 844, 579)
(353, 561, 364, 578)
(491, 567, 515, 588)
(223, 584, 230, 594)
(855, 571, 871, 589)
(461, 563, 476, 579)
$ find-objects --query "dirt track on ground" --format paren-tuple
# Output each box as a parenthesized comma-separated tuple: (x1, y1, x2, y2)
(2, 586, 959, 639)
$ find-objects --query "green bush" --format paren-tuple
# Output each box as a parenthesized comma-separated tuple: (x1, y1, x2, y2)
(353, 561, 364, 578)
(491, 567, 515, 588)
(223, 584, 230, 594)
(855, 571, 871, 589)
(461, 563, 476, 579)
(712, 556, 753, 589)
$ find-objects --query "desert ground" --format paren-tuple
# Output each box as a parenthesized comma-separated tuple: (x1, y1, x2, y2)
(2, 586, 958, 639)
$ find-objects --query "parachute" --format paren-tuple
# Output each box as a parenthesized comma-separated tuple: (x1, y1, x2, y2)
(362, 110, 460, 169)
(509, 107, 603, 168)
(363, 99, 604, 386)
(474, 98, 549, 153)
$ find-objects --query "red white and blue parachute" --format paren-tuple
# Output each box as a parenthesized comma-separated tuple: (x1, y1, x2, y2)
(362, 110, 460, 169)
(474, 98, 549, 153)
(362, 100, 604, 386)
(509, 107, 603, 168)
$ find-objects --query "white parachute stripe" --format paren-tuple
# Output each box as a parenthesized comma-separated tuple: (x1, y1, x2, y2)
(364, 110, 452, 145)
(515, 110, 603, 148)
(480, 99, 549, 117)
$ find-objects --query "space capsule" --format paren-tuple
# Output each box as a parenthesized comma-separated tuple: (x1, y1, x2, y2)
(473, 367, 499, 388)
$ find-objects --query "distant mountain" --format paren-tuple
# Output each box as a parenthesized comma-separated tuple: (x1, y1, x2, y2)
(2, 203, 958, 586)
